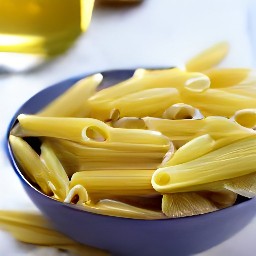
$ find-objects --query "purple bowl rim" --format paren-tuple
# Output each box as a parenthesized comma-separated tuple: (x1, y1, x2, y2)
(5, 68, 256, 222)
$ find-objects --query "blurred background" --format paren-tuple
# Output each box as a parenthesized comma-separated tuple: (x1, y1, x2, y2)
(0, 0, 256, 255)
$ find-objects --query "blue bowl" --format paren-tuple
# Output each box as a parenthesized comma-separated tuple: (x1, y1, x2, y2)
(5, 69, 256, 256)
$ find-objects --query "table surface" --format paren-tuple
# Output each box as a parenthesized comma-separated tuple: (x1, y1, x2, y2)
(0, 0, 256, 255)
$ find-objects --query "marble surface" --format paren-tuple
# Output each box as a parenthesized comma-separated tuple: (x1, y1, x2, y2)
(0, 0, 256, 255)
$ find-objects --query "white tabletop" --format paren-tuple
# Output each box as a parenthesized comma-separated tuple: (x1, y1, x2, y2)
(0, 0, 256, 255)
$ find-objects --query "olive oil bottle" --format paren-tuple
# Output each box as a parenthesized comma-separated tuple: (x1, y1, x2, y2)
(0, 0, 94, 56)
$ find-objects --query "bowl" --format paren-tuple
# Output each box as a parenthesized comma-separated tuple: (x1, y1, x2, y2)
(5, 69, 256, 256)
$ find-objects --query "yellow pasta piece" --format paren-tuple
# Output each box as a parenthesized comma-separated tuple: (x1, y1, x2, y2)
(222, 86, 256, 98)
(182, 88, 256, 117)
(39, 73, 103, 117)
(230, 109, 256, 129)
(0, 211, 109, 256)
(89, 69, 210, 103)
(204, 68, 255, 88)
(224, 172, 256, 198)
(162, 103, 204, 120)
(144, 116, 255, 142)
(13, 114, 171, 149)
(70, 170, 157, 197)
(64, 184, 89, 205)
(201, 190, 237, 209)
(9, 135, 51, 195)
(80, 199, 166, 220)
(90, 88, 181, 120)
(162, 192, 218, 218)
(111, 117, 146, 129)
(186, 41, 229, 72)
(40, 141, 69, 200)
(9, 135, 69, 199)
(46, 138, 167, 175)
(164, 134, 216, 166)
(152, 137, 256, 193)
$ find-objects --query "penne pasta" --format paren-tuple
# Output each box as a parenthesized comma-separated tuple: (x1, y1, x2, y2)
(144, 116, 255, 142)
(162, 103, 204, 120)
(89, 69, 210, 104)
(0, 210, 109, 256)
(40, 140, 69, 199)
(70, 169, 157, 197)
(38, 73, 103, 117)
(152, 137, 256, 193)
(162, 192, 218, 218)
(9, 135, 52, 195)
(13, 114, 171, 149)
(90, 88, 182, 120)
(185, 41, 229, 72)
(204, 68, 256, 88)
(181, 88, 256, 117)
(46, 138, 168, 175)
(9, 135, 69, 199)
(230, 109, 256, 129)
(64, 184, 89, 205)
(81, 199, 166, 220)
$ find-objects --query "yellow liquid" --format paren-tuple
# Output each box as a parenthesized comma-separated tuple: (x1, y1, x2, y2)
(0, 0, 94, 56)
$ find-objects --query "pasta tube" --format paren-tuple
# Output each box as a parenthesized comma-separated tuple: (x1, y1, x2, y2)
(164, 134, 216, 166)
(9, 135, 68, 199)
(38, 73, 103, 117)
(162, 190, 237, 218)
(64, 185, 89, 205)
(144, 116, 255, 142)
(70, 170, 157, 196)
(205, 68, 256, 88)
(162, 193, 218, 218)
(186, 41, 229, 72)
(182, 88, 256, 117)
(46, 138, 167, 174)
(0, 211, 109, 256)
(111, 117, 146, 129)
(224, 172, 256, 198)
(13, 114, 171, 149)
(222, 86, 256, 98)
(9, 135, 51, 195)
(162, 103, 204, 120)
(89, 69, 210, 103)
(40, 141, 69, 199)
(230, 109, 256, 129)
(152, 137, 256, 193)
(90, 88, 181, 120)
(80, 199, 166, 220)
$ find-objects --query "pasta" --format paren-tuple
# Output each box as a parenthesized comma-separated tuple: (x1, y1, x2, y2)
(38, 73, 103, 117)
(152, 137, 256, 193)
(7, 42, 256, 222)
(185, 41, 229, 72)
(0, 211, 109, 256)
(70, 169, 156, 197)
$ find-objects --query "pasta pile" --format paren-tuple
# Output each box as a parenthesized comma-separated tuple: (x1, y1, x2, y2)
(8, 42, 256, 219)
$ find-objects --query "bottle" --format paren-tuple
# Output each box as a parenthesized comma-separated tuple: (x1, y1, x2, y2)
(0, 0, 94, 57)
